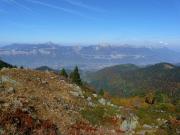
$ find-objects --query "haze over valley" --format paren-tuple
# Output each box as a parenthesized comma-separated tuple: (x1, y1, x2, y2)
(0, 43, 180, 70)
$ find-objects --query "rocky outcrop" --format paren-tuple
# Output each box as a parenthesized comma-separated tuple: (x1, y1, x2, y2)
(120, 114, 139, 134)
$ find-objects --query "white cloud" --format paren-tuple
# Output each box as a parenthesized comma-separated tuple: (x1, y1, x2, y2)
(159, 41, 163, 44)
(25, 0, 90, 18)
(64, 0, 105, 12)
(2, 0, 33, 12)
(159, 41, 169, 45)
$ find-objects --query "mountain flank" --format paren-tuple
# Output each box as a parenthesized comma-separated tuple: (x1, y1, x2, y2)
(85, 63, 180, 98)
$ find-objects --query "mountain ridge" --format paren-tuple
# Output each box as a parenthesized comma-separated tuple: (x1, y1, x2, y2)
(85, 63, 180, 97)
(0, 43, 180, 70)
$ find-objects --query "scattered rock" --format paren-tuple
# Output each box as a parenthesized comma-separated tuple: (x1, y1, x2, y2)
(107, 101, 111, 106)
(63, 104, 70, 110)
(87, 97, 92, 102)
(1, 67, 8, 71)
(70, 91, 81, 97)
(2, 103, 10, 107)
(120, 115, 139, 132)
(88, 101, 95, 107)
(13, 99, 23, 108)
(0, 75, 17, 84)
(6, 87, 15, 94)
(41, 80, 48, 84)
(98, 98, 106, 105)
(92, 94, 97, 98)
(69, 84, 84, 98)
(157, 118, 167, 125)
(143, 124, 153, 129)
(0, 68, 150, 135)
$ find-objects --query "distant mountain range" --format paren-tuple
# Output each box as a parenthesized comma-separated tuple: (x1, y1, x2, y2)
(35, 66, 58, 72)
(84, 63, 180, 98)
(0, 43, 180, 70)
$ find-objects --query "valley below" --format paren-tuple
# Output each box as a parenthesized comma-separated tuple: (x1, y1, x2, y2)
(1, 43, 180, 70)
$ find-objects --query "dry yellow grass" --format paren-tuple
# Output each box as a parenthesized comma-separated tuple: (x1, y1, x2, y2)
(0, 68, 86, 134)
(111, 96, 149, 109)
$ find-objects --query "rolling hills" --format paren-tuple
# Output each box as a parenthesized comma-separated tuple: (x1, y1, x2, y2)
(85, 63, 180, 98)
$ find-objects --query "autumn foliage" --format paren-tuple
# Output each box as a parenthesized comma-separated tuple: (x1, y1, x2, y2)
(0, 109, 59, 135)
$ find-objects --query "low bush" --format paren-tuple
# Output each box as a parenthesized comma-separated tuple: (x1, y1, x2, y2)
(154, 103, 176, 112)
(111, 96, 148, 109)
(81, 105, 119, 126)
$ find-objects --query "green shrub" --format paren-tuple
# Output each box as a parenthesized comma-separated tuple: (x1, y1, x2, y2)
(81, 105, 119, 125)
(155, 93, 169, 103)
(154, 103, 175, 112)
(81, 106, 105, 125)
(98, 89, 104, 96)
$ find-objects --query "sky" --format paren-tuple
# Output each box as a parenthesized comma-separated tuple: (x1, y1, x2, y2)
(0, 0, 180, 47)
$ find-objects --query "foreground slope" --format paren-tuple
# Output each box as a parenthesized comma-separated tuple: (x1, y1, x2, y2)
(0, 68, 179, 134)
(0, 68, 140, 135)
(0, 68, 85, 134)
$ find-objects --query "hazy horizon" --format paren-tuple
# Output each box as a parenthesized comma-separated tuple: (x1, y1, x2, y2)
(0, 41, 180, 52)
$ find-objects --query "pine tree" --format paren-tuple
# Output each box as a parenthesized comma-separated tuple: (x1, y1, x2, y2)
(60, 68, 68, 78)
(70, 66, 82, 85)
(99, 89, 104, 96)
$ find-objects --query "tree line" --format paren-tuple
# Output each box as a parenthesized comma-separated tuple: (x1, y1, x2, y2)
(60, 66, 82, 86)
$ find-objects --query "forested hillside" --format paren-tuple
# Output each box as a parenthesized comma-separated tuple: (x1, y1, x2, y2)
(0, 59, 14, 69)
(85, 63, 180, 99)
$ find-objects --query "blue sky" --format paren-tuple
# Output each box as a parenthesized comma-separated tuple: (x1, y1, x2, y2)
(0, 0, 180, 47)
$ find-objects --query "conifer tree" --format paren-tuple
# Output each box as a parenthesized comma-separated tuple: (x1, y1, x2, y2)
(99, 89, 104, 96)
(70, 66, 82, 85)
(60, 68, 68, 78)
